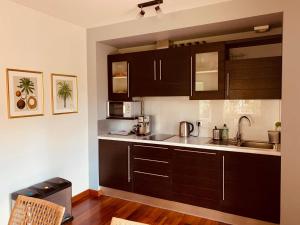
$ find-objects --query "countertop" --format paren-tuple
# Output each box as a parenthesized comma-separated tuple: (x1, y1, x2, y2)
(98, 133, 281, 156)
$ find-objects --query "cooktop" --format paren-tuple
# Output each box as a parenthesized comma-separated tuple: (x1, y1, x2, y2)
(142, 134, 175, 141)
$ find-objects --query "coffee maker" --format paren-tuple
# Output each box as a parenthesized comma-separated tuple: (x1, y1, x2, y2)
(136, 115, 151, 136)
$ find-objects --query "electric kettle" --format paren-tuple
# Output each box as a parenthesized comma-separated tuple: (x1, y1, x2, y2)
(179, 121, 194, 137)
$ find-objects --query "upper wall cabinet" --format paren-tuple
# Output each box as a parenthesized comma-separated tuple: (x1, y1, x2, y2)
(108, 54, 132, 101)
(130, 47, 190, 97)
(107, 35, 282, 100)
(225, 35, 282, 99)
(190, 43, 225, 100)
(129, 50, 158, 97)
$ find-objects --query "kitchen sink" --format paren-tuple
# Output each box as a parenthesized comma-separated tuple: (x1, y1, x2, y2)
(239, 141, 274, 149)
(210, 139, 274, 150)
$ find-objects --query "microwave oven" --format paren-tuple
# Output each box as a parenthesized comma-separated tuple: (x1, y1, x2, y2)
(107, 101, 142, 119)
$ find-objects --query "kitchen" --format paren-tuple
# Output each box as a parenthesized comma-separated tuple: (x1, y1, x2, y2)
(97, 11, 282, 225)
(2, 0, 300, 225)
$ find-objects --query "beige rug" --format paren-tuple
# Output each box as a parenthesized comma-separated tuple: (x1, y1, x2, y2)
(111, 217, 149, 225)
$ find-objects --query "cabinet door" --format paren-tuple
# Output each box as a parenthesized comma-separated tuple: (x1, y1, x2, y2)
(190, 43, 225, 100)
(132, 144, 172, 199)
(99, 140, 132, 191)
(226, 57, 282, 99)
(108, 54, 131, 101)
(221, 152, 280, 223)
(130, 51, 159, 97)
(156, 47, 190, 96)
(172, 148, 220, 209)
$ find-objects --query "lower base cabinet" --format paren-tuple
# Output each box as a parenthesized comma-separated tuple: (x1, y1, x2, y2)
(99, 140, 132, 192)
(172, 148, 220, 210)
(99, 140, 280, 223)
(131, 144, 172, 200)
(221, 152, 281, 223)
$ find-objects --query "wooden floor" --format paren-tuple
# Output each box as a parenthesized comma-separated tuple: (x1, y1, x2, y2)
(69, 196, 229, 225)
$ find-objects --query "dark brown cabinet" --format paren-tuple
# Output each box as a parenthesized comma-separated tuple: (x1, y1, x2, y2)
(107, 36, 282, 100)
(99, 140, 132, 191)
(221, 152, 281, 223)
(172, 148, 221, 209)
(225, 35, 282, 99)
(190, 43, 226, 100)
(156, 47, 190, 96)
(108, 54, 132, 101)
(130, 50, 158, 97)
(131, 143, 172, 199)
(225, 57, 282, 99)
(130, 48, 190, 97)
(99, 140, 281, 223)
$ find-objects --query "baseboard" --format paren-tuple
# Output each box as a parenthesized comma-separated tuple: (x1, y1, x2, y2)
(101, 187, 278, 225)
(72, 189, 103, 205)
(89, 189, 103, 198)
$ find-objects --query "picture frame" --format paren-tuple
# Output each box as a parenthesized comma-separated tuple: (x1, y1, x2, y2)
(51, 73, 78, 115)
(6, 68, 44, 118)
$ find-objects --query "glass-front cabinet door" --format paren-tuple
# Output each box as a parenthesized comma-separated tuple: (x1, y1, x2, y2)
(190, 43, 225, 100)
(108, 54, 131, 101)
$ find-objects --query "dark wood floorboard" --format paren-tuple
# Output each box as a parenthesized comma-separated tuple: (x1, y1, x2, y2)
(68, 196, 229, 225)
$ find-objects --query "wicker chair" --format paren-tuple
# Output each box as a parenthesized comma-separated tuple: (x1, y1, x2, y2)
(111, 217, 149, 225)
(8, 195, 65, 225)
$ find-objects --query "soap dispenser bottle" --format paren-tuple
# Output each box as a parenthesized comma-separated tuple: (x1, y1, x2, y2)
(222, 124, 229, 140)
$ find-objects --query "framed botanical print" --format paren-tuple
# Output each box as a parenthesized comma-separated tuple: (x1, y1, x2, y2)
(51, 74, 78, 115)
(7, 68, 44, 118)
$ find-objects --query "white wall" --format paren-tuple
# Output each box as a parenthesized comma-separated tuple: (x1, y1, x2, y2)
(281, 1, 300, 224)
(88, 43, 116, 190)
(0, 1, 88, 224)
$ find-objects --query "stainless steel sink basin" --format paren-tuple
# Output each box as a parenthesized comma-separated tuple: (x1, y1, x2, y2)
(240, 141, 274, 149)
(210, 139, 274, 150)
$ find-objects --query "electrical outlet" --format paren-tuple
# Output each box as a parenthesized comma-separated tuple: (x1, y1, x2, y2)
(196, 120, 202, 127)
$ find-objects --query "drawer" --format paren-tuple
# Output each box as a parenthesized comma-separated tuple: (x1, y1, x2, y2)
(133, 157, 170, 176)
(132, 144, 171, 161)
(133, 171, 171, 199)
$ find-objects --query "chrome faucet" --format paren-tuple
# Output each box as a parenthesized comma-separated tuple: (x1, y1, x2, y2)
(235, 116, 251, 145)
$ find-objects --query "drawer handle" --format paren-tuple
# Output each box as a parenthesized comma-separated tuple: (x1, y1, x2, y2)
(134, 170, 169, 178)
(174, 148, 217, 155)
(223, 155, 225, 201)
(134, 144, 168, 150)
(128, 146, 131, 183)
(134, 157, 169, 164)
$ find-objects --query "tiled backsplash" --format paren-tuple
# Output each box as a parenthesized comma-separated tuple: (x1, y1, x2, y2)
(99, 97, 281, 142)
(144, 97, 281, 141)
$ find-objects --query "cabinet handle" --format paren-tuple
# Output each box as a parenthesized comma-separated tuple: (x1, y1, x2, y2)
(190, 56, 193, 96)
(154, 60, 157, 81)
(133, 144, 168, 150)
(134, 157, 169, 164)
(134, 170, 169, 178)
(226, 72, 230, 97)
(127, 63, 130, 98)
(222, 155, 225, 201)
(174, 148, 217, 155)
(128, 146, 131, 182)
(159, 60, 162, 80)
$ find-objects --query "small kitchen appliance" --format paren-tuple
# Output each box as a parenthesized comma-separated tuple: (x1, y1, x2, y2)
(213, 126, 222, 140)
(179, 121, 194, 137)
(107, 101, 141, 119)
(136, 115, 151, 136)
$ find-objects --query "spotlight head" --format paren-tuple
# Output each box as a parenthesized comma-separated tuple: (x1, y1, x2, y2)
(155, 5, 161, 12)
(140, 9, 145, 16)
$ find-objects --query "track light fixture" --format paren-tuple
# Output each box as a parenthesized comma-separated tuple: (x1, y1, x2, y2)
(138, 0, 163, 17)
(140, 8, 145, 16)
(155, 4, 161, 12)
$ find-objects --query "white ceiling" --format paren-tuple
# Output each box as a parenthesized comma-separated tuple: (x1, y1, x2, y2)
(9, 0, 231, 28)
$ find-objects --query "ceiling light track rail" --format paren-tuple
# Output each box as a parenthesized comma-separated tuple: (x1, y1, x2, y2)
(138, 0, 163, 9)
